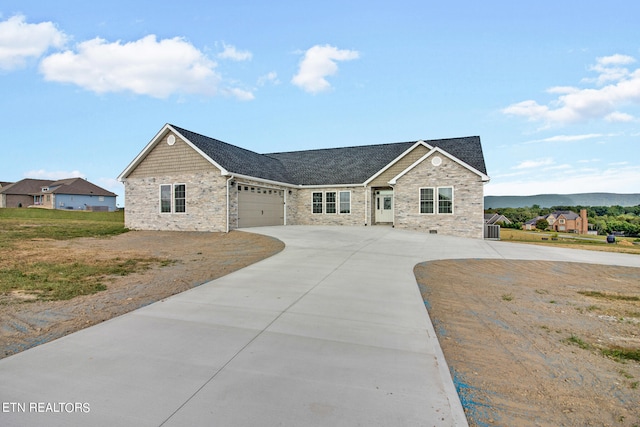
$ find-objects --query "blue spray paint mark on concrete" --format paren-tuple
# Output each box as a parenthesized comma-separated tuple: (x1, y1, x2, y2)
(450, 367, 497, 427)
(432, 318, 447, 337)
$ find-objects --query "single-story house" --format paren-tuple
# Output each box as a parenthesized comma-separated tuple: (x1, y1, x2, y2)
(523, 209, 589, 234)
(118, 124, 490, 238)
(0, 177, 117, 211)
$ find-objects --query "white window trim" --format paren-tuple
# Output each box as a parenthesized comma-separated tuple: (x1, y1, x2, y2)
(160, 184, 172, 214)
(159, 183, 187, 214)
(419, 187, 435, 215)
(339, 190, 351, 215)
(437, 186, 454, 215)
(174, 183, 187, 214)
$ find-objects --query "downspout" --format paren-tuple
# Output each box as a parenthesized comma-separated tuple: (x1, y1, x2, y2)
(390, 183, 396, 228)
(226, 175, 234, 233)
(363, 185, 368, 226)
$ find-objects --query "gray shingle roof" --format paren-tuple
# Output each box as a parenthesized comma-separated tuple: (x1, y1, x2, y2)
(170, 125, 487, 186)
(0, 179, 53, 195)
(172, 126, 291, 183)
(266, 142, 416, 185)
(46, 178, 116, 197)
(0, 178, 115, 197)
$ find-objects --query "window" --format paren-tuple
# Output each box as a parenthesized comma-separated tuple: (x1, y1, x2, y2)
(339, 191, 351, 214)
(326, 192, 336, 214)
(174, 184, 186, 213)
(312, 192, 323, 213)
(160, 185, 172, 213)
(438, 187, 453, 214)
(420, 188, 434, 214)
(160, 184, 186, 213)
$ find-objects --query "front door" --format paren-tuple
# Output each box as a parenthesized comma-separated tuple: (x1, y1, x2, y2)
(375, 190, 393, 223)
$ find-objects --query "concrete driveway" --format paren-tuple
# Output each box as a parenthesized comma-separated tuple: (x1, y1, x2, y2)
(1, 226, 638, 426)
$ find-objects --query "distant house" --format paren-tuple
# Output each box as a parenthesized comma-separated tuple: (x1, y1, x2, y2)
(523, 209, 588, 234)
(119, 124, 490, 238)
(0, 178, 117, 211)
(484, 213, 512, 225)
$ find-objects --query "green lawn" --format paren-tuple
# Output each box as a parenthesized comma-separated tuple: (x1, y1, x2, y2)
(0, 208, 127, 246)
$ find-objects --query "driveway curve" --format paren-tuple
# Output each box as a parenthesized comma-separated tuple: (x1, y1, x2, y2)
(0, 226, 637, 427)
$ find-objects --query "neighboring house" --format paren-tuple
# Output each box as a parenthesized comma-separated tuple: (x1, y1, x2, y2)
(523, 209, 589, 234)
(0, 178, 117, 211)
(484, 213, 512, 225)
(118, 124, 490, 238)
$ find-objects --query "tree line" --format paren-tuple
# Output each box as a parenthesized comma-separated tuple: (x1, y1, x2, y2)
(485, 205, 640, 236)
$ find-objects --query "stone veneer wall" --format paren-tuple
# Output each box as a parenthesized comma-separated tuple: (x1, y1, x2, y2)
(394, 155, 485, 239)
(290, 186, 367, 226)
(124, 171, 228, 232)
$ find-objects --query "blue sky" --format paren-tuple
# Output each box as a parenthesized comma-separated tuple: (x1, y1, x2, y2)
(2, 1, 639, 206)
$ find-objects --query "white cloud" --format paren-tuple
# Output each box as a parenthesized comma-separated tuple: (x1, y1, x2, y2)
(524, 133, 607, 144)
(39, 35, 224, 98)
(503, 54, 640, 126)
(512, 158, 554, 169)
(291, 44, 359, 93)
(24, 169, 85, 180)
(217, 42, 252, 61)
(585, 54, 636, 86)
(222, 87, 255, 101)
(257, 71, 279, 86)
(605, 111, 635, 122)
(0, 15, 67, 70)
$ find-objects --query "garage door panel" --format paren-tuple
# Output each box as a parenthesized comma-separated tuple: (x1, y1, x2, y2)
(238, 185, 284, 227)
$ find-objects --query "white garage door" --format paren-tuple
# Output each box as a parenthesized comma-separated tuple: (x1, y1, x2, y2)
(238, 185, 284, 227)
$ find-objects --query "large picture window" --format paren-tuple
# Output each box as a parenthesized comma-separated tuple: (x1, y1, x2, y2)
(160, 184, 186, 213)
(339, 191, 351, 214)
(312, 192, 323, 213)
(438, 187, 453, 214)
(419, 188, 434, 214)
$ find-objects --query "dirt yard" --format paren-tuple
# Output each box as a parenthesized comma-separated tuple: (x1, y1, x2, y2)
(416, 259, 640, 427)
(0, 230, 283, 359)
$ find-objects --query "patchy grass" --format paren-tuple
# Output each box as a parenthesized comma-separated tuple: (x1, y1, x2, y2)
(0, 258, 163, 301)
(0, 209, 171, 301)
(564, 334, 591, 350)
(578, 291, 640, 302)
(501, 293, 514, 301)
(601, 347, 640, 363)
